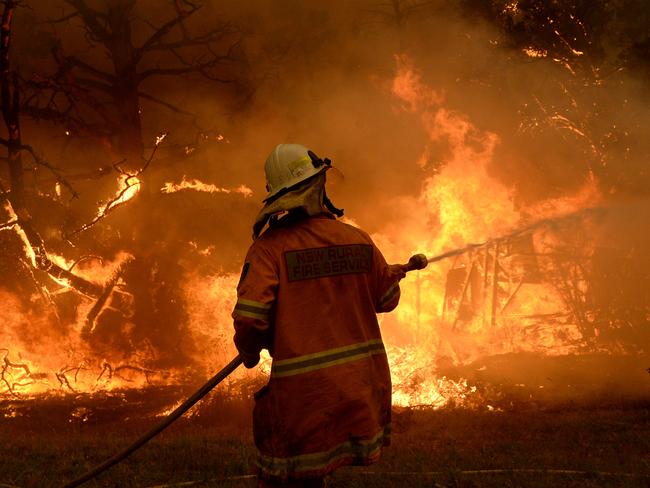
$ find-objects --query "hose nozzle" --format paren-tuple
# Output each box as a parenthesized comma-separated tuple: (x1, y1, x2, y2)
(402, 253, 428, 273)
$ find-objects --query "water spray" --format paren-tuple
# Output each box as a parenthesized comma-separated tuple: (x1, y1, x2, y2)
(399, 205, 607, 274)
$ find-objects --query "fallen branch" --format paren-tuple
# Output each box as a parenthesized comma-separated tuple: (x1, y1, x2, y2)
(0, 352, 15, 396)
(0, 218, 17, 229)
(56, 363, 89, 390)
(95, 361, 155, 386)
(55, 371, 76, 392)
(96, 361, 113, 383)
(0, 350, 32, 396)
(113, 365, 157, 384)
(68, 255, 104, 272)
(83, 256, 133, 338)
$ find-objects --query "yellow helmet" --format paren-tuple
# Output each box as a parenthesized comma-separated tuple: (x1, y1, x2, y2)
(263, 144, 330, 202)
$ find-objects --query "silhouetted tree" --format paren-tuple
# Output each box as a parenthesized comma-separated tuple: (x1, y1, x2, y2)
(23, 0, 245, 162)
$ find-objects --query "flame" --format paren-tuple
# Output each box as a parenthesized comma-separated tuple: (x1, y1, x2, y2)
(101, 175, 141, 215)
(149, 54, 602, 408)
(200, 132, 229, 143)
(502, 1, 520, 16)
(156, 399, 184, 418)
(0, 55, 610, 410)
(374, 55, 601, 406)
(160, 177, 253, 197)
(388, 345, 478, 408)
(391, 55, 444, 112)
(523, 47, 548, 58)
(0, 253, 152, 396)
(2, 200, 36, 267)
(155, 132, 168, 146)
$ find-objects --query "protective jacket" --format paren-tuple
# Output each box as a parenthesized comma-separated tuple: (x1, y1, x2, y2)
(232, 213, 401, 480)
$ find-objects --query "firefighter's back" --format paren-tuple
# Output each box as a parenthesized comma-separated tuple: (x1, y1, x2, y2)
(251, 214, 394, 479)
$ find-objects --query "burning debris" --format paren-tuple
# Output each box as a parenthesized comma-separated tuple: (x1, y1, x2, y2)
(66, 133, 166, 239)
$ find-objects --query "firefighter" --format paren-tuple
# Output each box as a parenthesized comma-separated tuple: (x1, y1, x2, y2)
(232, 144, 405, 487)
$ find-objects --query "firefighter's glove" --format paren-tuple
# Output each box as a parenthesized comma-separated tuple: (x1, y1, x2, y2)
(388, 264, 407, 281)
(241, 351, 260, 369)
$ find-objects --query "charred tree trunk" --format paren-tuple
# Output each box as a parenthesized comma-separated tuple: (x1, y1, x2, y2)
(106, 0, 143, 163)
(1, 1, 22, 208)
(112, 80, 143, 164)
(1, 1, 49, 270)
(0, 0, 101, 298)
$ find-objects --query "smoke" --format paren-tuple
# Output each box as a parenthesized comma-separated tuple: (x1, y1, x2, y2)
(14, 1, 650, 253)
(156, 0, 650, 243)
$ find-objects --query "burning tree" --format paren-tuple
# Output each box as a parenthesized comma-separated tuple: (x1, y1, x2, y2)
(0, 1, 253, 396)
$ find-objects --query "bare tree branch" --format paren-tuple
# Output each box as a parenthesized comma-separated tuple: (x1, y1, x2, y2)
(138, 90, 192, 114)
(139, 22, 236, 52)
(134, 2, 200, 60)
(53, 47, 115, 83)
(138, 61, 235, 81)
(65, 133, 166, 238)
(63, 0, 110, 42)
(139, 38, 241, 82)
(21, 73, 117, 138)
(22, 144, 79, 199)
(0, 137, 78, 198)
(43, 10, 79, 25)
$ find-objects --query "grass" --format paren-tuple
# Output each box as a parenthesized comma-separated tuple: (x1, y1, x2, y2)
(0, 388, 649, 487)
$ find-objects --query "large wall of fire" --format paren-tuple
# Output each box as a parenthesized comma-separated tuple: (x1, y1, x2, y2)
(1, 1, 649, 406)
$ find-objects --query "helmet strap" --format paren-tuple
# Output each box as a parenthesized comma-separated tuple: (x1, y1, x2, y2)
(323, 189, 344, 218)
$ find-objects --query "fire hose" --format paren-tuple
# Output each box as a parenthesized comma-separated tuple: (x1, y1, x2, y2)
(62, 356, 243, 488)
(62, 254, 430, 487)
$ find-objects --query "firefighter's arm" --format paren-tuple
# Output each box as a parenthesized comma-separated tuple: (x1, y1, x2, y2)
(232, 243, 278, 368)
(373, 247, 405, 313)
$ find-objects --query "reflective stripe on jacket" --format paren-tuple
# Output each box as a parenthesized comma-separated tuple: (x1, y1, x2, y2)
(232, 214, 401, 480)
